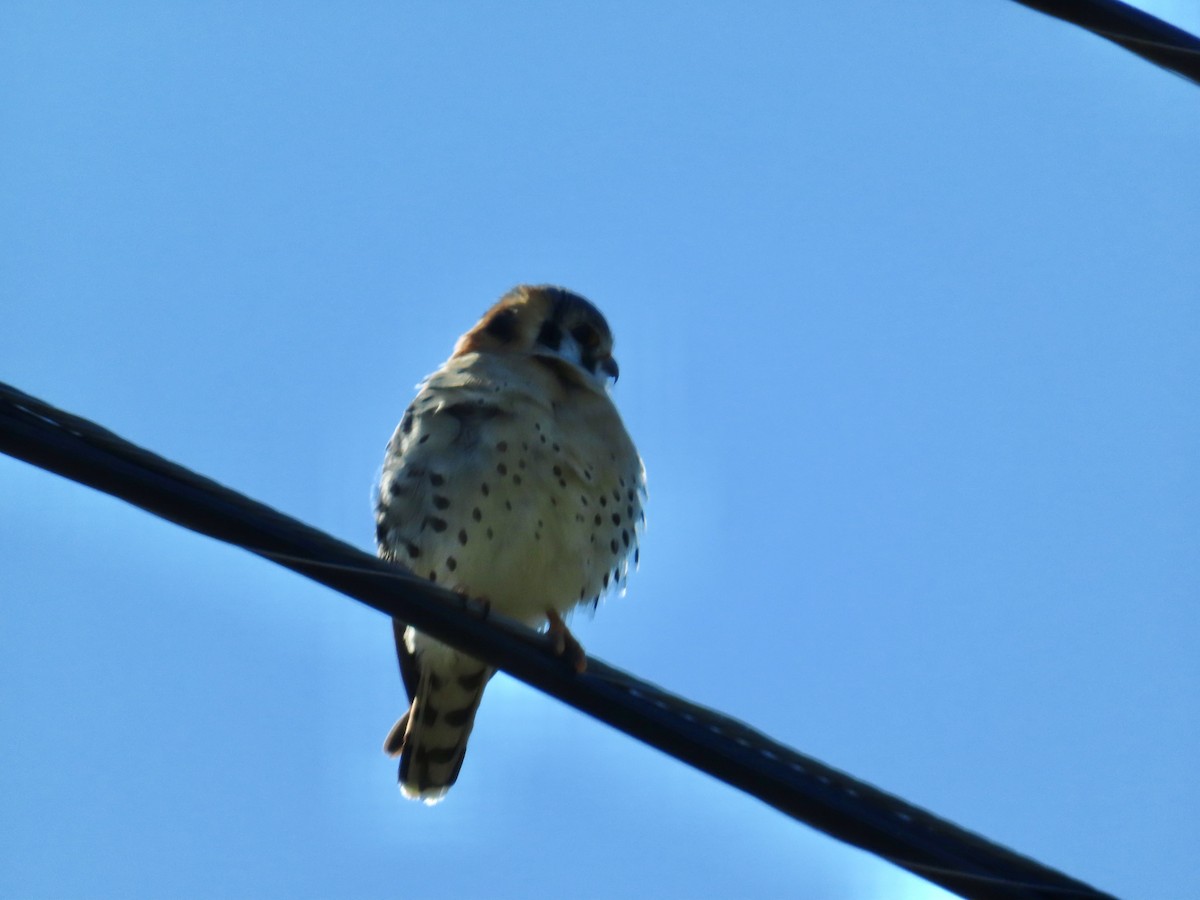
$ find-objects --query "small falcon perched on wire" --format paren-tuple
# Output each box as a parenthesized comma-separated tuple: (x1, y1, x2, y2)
(374, 285, 645, 803)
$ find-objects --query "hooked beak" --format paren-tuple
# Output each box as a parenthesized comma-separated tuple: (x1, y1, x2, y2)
(600, 356, 619, 382)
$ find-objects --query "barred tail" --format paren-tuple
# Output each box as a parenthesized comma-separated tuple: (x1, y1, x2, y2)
(384, 656, 492, 804)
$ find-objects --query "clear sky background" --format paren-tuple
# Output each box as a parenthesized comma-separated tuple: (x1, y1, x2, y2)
(2, 4, 1197, 899)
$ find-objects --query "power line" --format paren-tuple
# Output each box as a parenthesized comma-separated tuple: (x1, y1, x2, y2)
(0, 381, 1116, 900)
(1010, 0, 1200, 85)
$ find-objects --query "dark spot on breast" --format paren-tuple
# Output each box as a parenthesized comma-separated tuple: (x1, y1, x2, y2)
(481, 483, 490, 496)
(430, 473, 445, 487)
(421, 702, 439, 726)
(497, 440, 508, 452)
(486, 527, 494, 539)
(504, 501, 512, 511)
(472, 507, 482, 522)
(599, 496, 607, 507)
(428, 570, 437, 582)
(558, 479, 567, 488)
(426, 516, 448, 532)
(612, 513, 621, 525)
(627, 505, 634, 519)
(443, 705, 473, 727)
(401, 410, 414, 434)
(433, 495, 450, 510)
(580, 495, 589, 506)
(442, 401, 503, 432)
(594, 513, 602, 526)
(612, 489, 621, 502)
(518, 459, 526, 469)
(603, 572, 610, 588)
(496, 463, 508, 475)
(418, 434, 430, 444)
(375, 522, 387, 544)
(446, 556, 457, 572)
(553, 465, 563, 477)
(622, 529, 630, 547)
(513, 474, 522, 485)
(405, 541, 421, 559)
(610, 539, 619, 554)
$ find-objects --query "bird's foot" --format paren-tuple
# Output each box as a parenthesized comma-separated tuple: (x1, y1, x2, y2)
(546, 609, 587, 674)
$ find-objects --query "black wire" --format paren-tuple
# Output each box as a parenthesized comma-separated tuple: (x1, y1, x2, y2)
(0, 381, 1118, 900)
(1010, 0, 1200, 85)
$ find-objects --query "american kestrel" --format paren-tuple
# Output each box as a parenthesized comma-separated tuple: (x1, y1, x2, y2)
(374, 285, 645, 803)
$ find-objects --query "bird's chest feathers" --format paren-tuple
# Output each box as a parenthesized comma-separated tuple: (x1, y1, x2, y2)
(381, 389, 636, 622)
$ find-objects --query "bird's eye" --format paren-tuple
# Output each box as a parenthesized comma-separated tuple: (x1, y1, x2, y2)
(571, 325, 600, 349)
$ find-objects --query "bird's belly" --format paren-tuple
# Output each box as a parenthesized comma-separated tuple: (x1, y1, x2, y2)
(442, 477, 602, 624)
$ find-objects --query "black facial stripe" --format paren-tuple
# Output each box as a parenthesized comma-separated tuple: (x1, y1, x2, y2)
(483, 307, 520, 342)
(536, 320, 563, 351)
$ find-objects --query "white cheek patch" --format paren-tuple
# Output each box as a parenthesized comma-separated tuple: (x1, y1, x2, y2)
(554, 333, 583, 368)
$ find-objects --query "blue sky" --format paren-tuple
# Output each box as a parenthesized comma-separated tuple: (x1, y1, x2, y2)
(2, 3, 1196, 898)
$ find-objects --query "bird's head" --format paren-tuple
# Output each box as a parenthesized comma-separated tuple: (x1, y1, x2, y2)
(453, 285, 619, 392)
